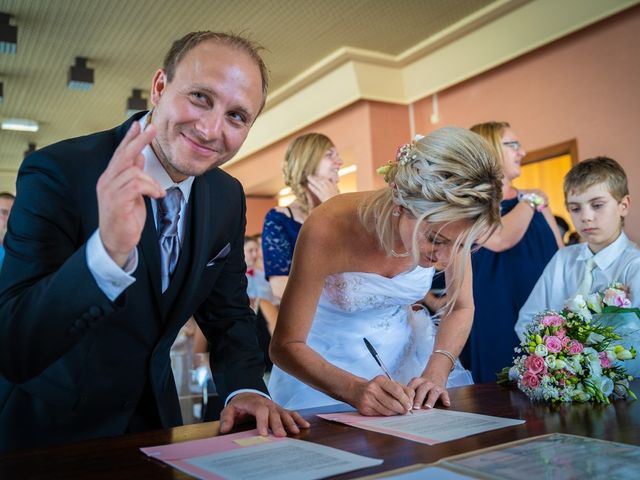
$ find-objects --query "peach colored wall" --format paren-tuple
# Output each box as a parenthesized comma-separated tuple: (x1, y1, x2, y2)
(367, 102, 411, 191)
(412, 6, 640, 241)
(227, 102, 373, 194)
(246, 196, 277, 236)
(228, 101, 412, 226)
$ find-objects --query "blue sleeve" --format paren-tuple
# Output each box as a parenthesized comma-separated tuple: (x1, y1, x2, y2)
(262, 209, 295, 278)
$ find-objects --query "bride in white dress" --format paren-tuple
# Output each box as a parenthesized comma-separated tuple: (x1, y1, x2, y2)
(269, 127, 503, 415)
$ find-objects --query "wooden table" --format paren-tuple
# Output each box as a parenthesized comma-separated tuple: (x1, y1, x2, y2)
(1, 381, 639, 479)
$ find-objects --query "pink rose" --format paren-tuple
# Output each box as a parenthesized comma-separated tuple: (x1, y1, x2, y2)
(568, 340, 584, 355)
(556, 328, 567, 339)
(541, 314, 563, 327)
(599, 351, 612, 368)
(561, 336, 571, 348)
(545, 335, 563, 353)
(522, 372, 541, 388)
(551, 315, 564, 327)
(525, 355, 546, 374)
(603, 288, 631, 307)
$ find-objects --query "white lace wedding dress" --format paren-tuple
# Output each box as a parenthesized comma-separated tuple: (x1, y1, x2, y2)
(268, 266, 473, 409)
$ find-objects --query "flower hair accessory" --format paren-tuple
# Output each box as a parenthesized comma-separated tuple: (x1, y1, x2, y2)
(376, 134, 425, 177)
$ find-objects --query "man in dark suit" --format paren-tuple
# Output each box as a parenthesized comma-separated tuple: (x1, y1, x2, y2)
(0, 31, 308, 453)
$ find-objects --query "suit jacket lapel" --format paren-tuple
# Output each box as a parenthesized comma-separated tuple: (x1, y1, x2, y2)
(188, 175, 211, 279)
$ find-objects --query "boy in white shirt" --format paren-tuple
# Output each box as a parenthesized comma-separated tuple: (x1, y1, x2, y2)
(516, 157, 640, 341)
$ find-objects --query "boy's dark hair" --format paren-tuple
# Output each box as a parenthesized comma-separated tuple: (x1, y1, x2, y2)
(563, 156, 628, 202)
(0, 192, 15, 201)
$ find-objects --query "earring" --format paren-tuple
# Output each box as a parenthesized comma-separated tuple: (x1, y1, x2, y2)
(392, 208, 400, 217)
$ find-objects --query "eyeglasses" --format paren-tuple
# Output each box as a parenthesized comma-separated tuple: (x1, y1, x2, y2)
(502, 141, 522, 151)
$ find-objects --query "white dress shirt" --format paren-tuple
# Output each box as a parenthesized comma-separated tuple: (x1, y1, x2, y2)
(86, 112, 193, 300)
(516, 232, 640, 341)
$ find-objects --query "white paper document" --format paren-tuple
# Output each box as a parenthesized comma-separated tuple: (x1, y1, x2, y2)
(318, 409, 524, 445)
(183, 437, 382, 480)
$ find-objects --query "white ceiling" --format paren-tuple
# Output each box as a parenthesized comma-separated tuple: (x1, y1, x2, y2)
(0, 0, 497, 174)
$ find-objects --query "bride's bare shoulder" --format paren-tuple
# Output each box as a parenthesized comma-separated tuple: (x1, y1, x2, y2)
(302, 192, 376, 249)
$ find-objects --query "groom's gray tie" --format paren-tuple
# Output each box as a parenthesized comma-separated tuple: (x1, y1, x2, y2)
(157, 187, 182, 293)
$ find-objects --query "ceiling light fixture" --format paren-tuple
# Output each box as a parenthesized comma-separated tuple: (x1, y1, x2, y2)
(126, 89, 147, 117)
(1, 118, 39, 132)
(68, 57, 94, 90)
(0, 13, 17, 54)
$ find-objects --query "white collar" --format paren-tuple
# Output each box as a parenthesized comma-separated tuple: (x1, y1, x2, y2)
(139, 112, 195, 201)
(578, 231, 630, 271)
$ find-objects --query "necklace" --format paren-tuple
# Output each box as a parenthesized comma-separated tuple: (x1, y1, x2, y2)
(391, 249, 410, 258)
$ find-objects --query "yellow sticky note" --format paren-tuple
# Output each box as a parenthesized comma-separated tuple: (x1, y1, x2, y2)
(233, 435, 270, 446)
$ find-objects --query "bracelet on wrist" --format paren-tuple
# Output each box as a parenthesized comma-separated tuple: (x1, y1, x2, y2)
(517, 192, 546, 212)
(433, 349, 456, 372)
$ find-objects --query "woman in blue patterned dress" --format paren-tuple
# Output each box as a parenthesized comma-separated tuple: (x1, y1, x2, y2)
(461, 122, 564, 383)
(262, 133, 342, 303)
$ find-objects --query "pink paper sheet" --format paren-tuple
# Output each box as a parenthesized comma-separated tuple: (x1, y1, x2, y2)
(140, 429, 287, 480)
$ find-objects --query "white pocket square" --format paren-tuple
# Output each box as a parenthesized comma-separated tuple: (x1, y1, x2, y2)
(206, 243, 231, 267)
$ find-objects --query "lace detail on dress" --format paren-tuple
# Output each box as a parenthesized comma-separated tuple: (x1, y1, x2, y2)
(268, 266, 473, 410)
(324, 274, 398, 312)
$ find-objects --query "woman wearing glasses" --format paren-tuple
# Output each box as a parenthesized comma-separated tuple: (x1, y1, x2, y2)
(461, 122, 563, 383)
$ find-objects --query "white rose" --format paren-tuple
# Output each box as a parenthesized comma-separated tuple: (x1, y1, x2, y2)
(583, 347, 599, 362)
(593, 375, 614, 396)
(535, 344, 549, 357)
(545, 355, 557, 370)
(617, 349, 633, 360)
(586, 293, 603, 313)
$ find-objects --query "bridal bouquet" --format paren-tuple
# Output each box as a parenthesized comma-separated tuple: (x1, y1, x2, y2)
(502, 283, 638, 404)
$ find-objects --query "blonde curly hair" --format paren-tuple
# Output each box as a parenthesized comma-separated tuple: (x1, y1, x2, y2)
(360, 127, 503, 311)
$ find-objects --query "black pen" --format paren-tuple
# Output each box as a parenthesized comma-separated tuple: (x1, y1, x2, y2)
(363, 337, 413, 414)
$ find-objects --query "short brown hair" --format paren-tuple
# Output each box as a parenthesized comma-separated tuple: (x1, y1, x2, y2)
(0, 192, 15, 201)
(163, 31, 269, 113)
(563, 156, 628, 202)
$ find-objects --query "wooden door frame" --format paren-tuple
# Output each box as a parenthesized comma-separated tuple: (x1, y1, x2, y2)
(522, 138, 579, 166)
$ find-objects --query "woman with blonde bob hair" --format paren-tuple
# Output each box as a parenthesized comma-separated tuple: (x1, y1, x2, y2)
(461, 121, 563, 384)
(262, 133, 343, 303)
(269, 127, 503, 414)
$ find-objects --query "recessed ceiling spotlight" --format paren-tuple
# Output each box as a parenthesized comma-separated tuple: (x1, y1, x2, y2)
(68, 57, 94, 90)
(126, 89, 147, 117)
(0, 13, 17, 55)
